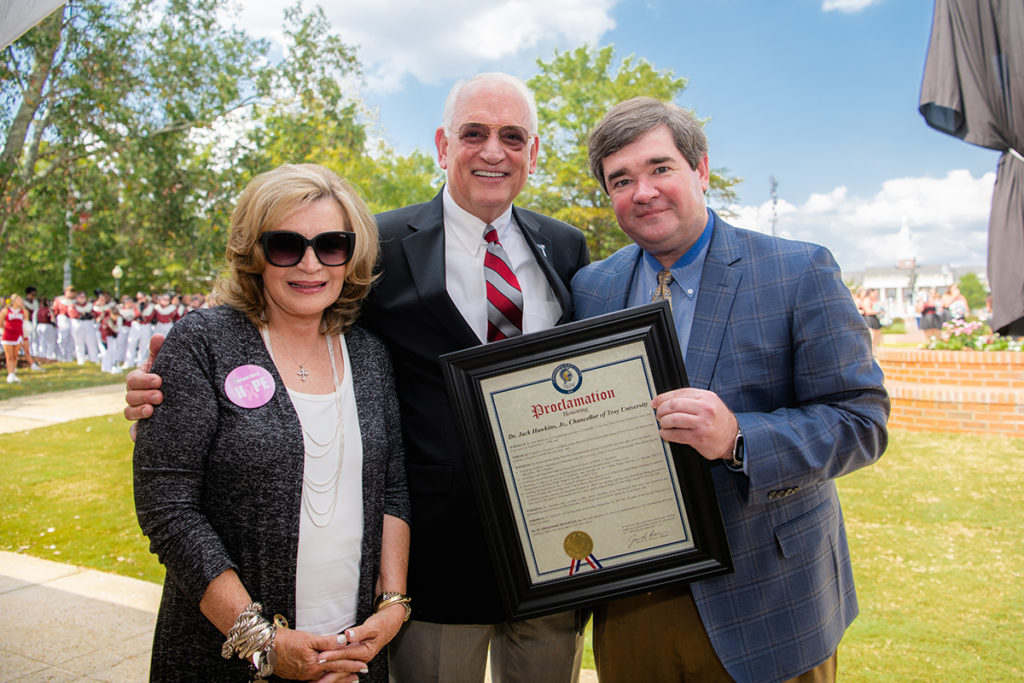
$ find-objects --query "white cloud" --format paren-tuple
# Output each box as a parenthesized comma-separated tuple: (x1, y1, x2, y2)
(821, 0, 884, 13)
(725, 170, 995, 272)
(233, 0, 619, 93)
(803, 186, 848, 213)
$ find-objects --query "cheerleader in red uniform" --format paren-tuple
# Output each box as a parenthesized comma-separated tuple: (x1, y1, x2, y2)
(92, 291, 115, 358)
(100, 305, 125, 373)
(68, 290, 101, 365)
(2, 294, 40, 383)
(54, 286, 76, 362)
(34, 297, 57, 360)
(151, 292, 180, 337)
(126, 294, 155, 368)
(23, 287, 39, 356)
(111, 295, 136, 370)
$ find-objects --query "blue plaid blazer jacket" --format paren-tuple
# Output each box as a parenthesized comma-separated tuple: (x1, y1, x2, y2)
(572, 211, 889, 683)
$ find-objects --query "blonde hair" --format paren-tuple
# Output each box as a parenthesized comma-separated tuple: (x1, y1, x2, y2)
(214, 164, 379, 335)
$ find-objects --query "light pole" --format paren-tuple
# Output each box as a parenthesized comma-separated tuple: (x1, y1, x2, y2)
(112, 265, 124, 299)
(63, 186, 91, 290)
(63, 188, 78, 290)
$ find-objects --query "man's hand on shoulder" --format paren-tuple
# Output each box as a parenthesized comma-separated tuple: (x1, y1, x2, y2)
(125, 335, 166, 438)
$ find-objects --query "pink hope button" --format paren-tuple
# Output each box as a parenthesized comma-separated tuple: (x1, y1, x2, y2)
(224, 364, 276, 409)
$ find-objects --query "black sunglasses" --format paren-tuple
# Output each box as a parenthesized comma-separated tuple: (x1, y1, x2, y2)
(260, 230, 355, 267)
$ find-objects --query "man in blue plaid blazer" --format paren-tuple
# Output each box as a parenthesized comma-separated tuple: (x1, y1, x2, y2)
(574, 97, 889, 682)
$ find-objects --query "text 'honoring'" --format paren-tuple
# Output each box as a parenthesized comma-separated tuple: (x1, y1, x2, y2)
(531, 389, 616, 420)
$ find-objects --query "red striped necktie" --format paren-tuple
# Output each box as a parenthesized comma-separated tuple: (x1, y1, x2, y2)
(483, 224, 524, 342)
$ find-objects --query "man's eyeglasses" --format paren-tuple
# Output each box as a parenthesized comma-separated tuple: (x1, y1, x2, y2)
(451, 122, 532, 151)
(260, 230, 355, 268)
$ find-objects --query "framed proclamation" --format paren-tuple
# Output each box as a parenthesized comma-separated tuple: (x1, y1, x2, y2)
(441, 302, 732, 619)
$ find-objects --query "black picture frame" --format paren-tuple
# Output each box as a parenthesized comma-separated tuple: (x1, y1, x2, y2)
(441, 302, 732, 619)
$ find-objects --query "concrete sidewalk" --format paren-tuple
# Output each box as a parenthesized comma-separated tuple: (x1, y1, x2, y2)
(0, 551, 160, 681)
(0, 383, 126, 435)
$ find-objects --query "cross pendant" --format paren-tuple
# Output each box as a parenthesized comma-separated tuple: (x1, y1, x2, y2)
(296, 365, 310, 382)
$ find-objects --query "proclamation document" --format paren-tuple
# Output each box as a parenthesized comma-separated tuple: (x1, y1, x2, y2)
(479, 341, 694, 584)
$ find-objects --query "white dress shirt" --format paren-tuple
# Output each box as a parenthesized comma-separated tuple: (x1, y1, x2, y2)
(442, 186, 561, 342)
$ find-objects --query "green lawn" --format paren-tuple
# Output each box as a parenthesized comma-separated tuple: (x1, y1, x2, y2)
(0, 417, 1021, 679)
(0, 414, 161, 582)
(0, 361, 123, 401)
(839, 431, 1024, 681)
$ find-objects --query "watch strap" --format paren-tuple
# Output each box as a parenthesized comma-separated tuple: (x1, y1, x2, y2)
(726, 424, 745, 471)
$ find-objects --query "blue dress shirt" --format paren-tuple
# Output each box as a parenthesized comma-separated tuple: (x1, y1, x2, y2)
(627, 209, 714, 360)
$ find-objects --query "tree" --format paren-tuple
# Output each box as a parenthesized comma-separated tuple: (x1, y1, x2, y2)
(523, 45, 740, 260)
(238, 3, 365, 175)
(1, 0, 268, 294)
(2, 0, 440, 297)
(236, 3, 438, 213)
(957, 272, 987, 312)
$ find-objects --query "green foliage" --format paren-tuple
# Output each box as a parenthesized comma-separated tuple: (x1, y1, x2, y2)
(1, 0, 268, 295)
(241, 3, 366, 173)
(235, 3, 439, 212)
(523, 45, 741, 260)
(925, 319, 1022, 352)
(4, 17, 756, 293)
(345, 146, 442, 214)
(882, 317, 907, 334)
(0, 0, 439, 298)
(957, 272, 987, 311)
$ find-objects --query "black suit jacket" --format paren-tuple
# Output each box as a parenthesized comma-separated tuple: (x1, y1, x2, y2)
(360, 189, 590, 623)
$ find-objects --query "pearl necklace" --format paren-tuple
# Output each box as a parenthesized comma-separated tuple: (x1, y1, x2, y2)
(262, 327, 346, 527)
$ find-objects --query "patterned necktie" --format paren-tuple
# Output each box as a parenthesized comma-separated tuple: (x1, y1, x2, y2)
(652, 269, 673, 307)
(483, 224, 524, 341)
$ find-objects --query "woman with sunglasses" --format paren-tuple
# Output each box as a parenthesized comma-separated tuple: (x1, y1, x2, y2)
(134, 164, 410, 682)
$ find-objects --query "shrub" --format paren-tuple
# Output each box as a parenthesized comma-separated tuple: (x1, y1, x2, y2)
(883, 317, 906, 334)
(925, 319, 1022, 352)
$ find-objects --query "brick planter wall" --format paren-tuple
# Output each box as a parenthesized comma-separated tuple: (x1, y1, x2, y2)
(876, 348, 1024, 438)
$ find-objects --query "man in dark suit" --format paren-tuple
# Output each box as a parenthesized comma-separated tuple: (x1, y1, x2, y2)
(361, 73, 589, 682)
(125, 73, 590, 683)
(571, 97, 889, 683)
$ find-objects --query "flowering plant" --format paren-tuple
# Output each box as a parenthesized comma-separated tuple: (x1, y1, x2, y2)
(926, 319, 1022, 352)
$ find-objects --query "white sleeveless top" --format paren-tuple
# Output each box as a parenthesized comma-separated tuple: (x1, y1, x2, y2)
(289, 334, 364, 634)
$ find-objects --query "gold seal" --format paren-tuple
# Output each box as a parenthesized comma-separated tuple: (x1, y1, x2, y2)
(563, 531, 594, 560)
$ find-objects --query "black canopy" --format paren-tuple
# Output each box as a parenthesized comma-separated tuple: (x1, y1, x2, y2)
(920, 0, 1024, 335)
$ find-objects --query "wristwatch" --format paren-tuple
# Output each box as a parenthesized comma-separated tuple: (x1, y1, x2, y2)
(726, 425, 745, 470)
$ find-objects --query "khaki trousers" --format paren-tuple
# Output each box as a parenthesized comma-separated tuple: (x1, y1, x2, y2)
(389, 609, 583, 683)
(593, 586, 837, 683)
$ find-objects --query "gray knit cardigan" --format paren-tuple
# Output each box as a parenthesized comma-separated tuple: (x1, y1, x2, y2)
(134, 306, 410, 681)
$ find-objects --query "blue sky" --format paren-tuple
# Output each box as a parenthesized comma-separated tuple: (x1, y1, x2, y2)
(236, 0, 998, 273)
